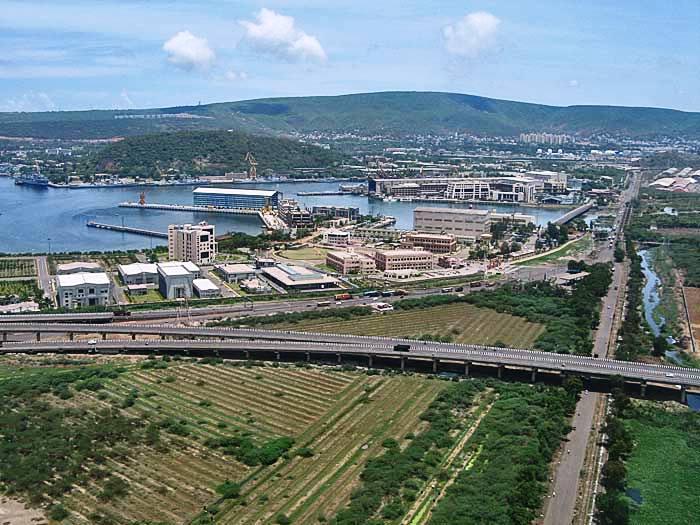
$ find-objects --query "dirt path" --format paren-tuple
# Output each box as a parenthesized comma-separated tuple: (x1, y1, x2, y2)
(0, 497, 46, 525)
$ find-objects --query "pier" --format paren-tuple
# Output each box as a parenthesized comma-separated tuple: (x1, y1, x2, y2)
(118, 202, 286, 231)
(87, 221, 168, 238)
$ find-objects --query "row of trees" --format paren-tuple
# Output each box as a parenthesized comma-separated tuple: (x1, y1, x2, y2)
(615, 240, 649, 361)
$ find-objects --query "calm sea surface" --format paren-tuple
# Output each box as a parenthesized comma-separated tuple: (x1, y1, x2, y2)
(0, 178, 570, 253)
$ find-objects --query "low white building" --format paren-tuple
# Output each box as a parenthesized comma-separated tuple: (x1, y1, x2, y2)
(322, 229, 350, 246)
(156, 262, 199, 299)
(216, 263, 256, 283)
(193, 278, 221, 298)
(56, 261, 103, 275)
(57, 272, 111, 308)
(118, 262, 158, 285)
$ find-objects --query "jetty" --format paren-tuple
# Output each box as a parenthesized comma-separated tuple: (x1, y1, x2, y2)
(87, 221, 168, 238)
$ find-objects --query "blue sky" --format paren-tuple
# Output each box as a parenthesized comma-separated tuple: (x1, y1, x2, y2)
(1, 0, 698, 112)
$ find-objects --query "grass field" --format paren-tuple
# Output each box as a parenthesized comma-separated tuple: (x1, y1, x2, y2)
(0, 258, 36, 278)
(128, 288, 165, 304)
(269, 302, 545, 348)
(0, 279, 41, 299)
(45, 361, 447, 524)
(515, 234, 592, 266)
(684, 287, 700, 348)
(278, 247, 330, 261)
(624, 403, 700, 525)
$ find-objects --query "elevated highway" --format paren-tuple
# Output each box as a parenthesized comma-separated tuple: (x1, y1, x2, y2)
(2, 325, 699, 400)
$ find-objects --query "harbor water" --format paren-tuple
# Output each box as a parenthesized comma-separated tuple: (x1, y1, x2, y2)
(0, 178, 570, 253)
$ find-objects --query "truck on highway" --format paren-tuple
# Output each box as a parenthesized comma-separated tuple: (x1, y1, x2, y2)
(334, 293, 352, 301)
(316, 301, 332, 307)
(363, 290, 381, 297)
(393, 344, 411, 352)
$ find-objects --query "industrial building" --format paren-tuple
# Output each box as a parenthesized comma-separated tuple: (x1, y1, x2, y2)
(413, 207, 491, 241)
(278, 200, 313, 228)
(157, 263, 194, 299)
(193, 187, 281, 209)
(56, 272, 111, 309)
(193, 278, 221, 298)
(326, 251, 376, 275)
(262, 264, 341, 291)
(216, 263, 257, 283)
(118, 263, 158, 285)
(311, 205, 361, 221)
(401, 232, 457, 254)
(168, 221, 217, 265)
(373, 249, 436, 272)
(56, 261, 103, 274)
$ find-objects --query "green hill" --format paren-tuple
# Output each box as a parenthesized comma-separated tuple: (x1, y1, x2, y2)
(2, 91, 700, 139)
(82, 130, 345, 177)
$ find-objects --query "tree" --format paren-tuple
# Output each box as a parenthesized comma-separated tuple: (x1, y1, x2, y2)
(563, 376, 583, 398)
(652, 334, 669, 357)
(601, 459, 627, 492)
(595, 492, 629, 525)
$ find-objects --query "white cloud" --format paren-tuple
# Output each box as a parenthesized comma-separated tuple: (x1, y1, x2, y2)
(162, 30, 215, 70)
(239, 8, 327, 62)
(0, 91, 56, 112)
(443, 11, 501, 58)
(225, 70, 248, 81)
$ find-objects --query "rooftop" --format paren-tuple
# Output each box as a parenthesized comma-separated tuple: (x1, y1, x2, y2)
(118, 262, 158, 276)
(375, 248, 433, 257)
(414, 207, 490, 216)
(57, 272, 111, 287)
(56, 261, 103, 273)
(159, 261, 199, 273)
(193, 187, 280, 197)
(218, 263, 256, 274)
(263, 264, 340, 287)
(193, 278, 219, 292)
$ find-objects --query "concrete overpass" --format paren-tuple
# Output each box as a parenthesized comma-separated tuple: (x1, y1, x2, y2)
(2, 325, 699, 402)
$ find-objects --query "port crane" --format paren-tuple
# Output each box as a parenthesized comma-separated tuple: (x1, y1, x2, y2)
(244, 152, 258, 180)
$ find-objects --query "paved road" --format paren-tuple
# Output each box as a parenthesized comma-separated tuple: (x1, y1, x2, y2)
(543, 174, 639, 525)
(35, 256, 53, 304)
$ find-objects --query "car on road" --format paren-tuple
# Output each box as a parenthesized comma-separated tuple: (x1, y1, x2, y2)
(666, 373, 676, 378)
(87, 339, 97, 345)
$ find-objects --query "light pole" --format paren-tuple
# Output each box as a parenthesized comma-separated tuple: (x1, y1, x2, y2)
(47, 237, 52, 255)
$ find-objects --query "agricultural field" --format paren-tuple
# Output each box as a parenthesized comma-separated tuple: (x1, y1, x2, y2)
(684, 287, 700, 348)
(269, 302, 545, 348)
(623, 401, 700, 525)
(515, 233, 592, 266)
(0, 257, 37, 278)
(1, 357, 448, 525)
(0, 279, 42, 300)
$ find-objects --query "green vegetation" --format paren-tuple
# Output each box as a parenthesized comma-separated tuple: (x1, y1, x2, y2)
(3, 91, 700, 139)
(466, 262, 613, 354)
(82, 130, 345, 178)
(218, 231, 291, 252)
(0, 279, 42, 302)
(0, 258, 36, 278)
(616, 241, 650, 361)
(331, 380, 577, 525)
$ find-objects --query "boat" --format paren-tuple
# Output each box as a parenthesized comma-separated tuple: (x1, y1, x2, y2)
(14, 174, 50, 187)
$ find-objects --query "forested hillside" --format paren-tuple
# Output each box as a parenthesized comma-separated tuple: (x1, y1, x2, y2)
(2, 91, 700, 139)
(82, 130, 345, 177)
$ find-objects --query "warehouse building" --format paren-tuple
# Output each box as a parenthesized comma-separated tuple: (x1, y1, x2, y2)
(118, 262, 158, 285)
(56, 261, 103, 275)
(193, 278, 221, 298)
(401, 232, 457, 254)
(216, 263, 257, 283)
(262, 264, 341, 291)
(193, 187, 281, 209)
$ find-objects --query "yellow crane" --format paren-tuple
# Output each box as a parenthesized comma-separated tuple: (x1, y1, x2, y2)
(244, 152, 258, 180)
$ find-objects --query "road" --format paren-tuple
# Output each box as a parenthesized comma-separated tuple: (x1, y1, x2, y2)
(543, 173, 639, 525)
(35, 255, 53, 304)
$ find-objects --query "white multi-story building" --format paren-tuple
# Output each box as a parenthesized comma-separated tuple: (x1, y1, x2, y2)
(413, 207, 492, 242)
(326, 251, 376, 275)
(322, 229, 351, 246)
(373, 249, 436, 272)
(56, 272, 111, 308)
(168, 221, 217, 265)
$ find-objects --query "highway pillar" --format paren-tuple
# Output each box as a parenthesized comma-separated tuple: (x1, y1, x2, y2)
(68, 332, 74, 341)
(102, 333, 107, 341)
(497, 365, 504, 379)
(305, 351, 311, 362)
(36, 332, 40, 342)
(244, 350, 250, 360)
(681, 386, 687, 404)
(337, 353, 342, 364)
(400, 356, 405, 371)
(275, 352, 280, 362)
(131, 333, 136, 340)
(640, 381, 646, 398)
(464, 361, 470, 377)
(2, 332, 7, 342)
(160, 335, 166, 340)
(531, 368, 537, 383)
(432, 358, 439, 373)
(368, 355, 373, 368)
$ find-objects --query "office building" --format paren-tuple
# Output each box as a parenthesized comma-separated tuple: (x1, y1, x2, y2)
(373, 249, 435, 272)
(168, 221, 217, 265)
(413, 207, 491, 241)
(401, 232, 457, 254)
(278, 200, 313, 228)
(322, 229, 350, 246)
(326, 251, 376, 275)
(118, 263, 158, 285)
(57, 272, 111, 308)
(193, 187, 281, 209)
(157, 263, 194, 300)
